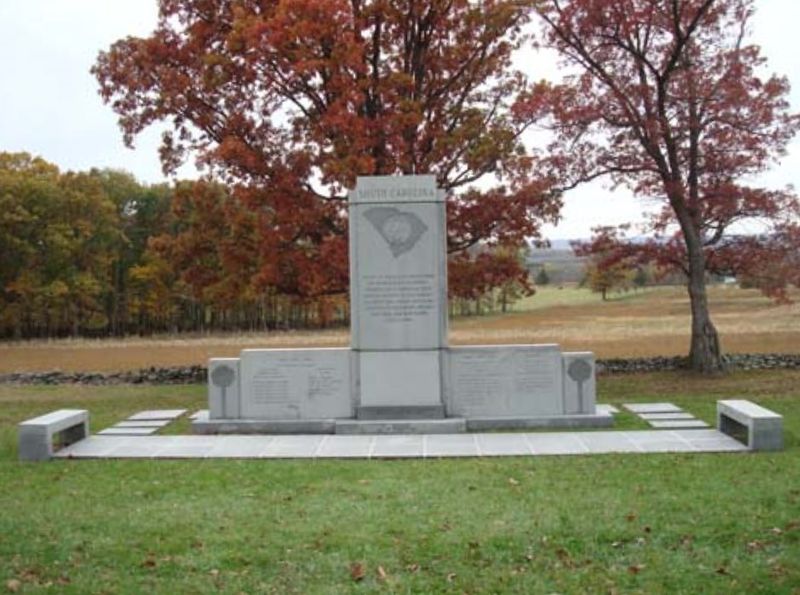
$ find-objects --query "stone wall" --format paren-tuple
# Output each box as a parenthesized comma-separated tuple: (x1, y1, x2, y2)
(0, 353, 797, 385)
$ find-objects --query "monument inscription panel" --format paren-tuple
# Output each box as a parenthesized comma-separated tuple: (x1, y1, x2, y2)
(240, 349, 351, 419)
(448, 345, 564, 417)
(350, 175, 447, 351)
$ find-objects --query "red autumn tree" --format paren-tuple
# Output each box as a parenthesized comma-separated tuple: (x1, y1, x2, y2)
(522, 0, 800, 373)
(93, 0, 561, 305)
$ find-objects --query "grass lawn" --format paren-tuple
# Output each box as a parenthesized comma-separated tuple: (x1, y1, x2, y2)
(2, 370, 799, 593)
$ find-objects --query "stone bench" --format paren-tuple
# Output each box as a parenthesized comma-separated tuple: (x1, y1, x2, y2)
(18, 409, 90, 461)
(717, 400, 783, 451)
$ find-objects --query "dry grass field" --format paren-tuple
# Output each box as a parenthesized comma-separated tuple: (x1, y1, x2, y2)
(0, 285, 797, 373)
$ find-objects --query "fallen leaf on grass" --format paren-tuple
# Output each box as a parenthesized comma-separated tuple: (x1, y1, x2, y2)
(625, 513, 637, 522)
(769, 561, 787, 578)
(376, 566, 388, 581)
(770, 527, 783, 536)
(350, 563, 366, 582)
(141, 557, 157, 569)
(5, 580, 21, 593)
(715, 566, 728, 575)
(446, 572, 457, 582)
(746, 540, 765, 553)
(627, 564, 645, 574)
(508, 477, 520, 486)
(406, 564, 420, 573)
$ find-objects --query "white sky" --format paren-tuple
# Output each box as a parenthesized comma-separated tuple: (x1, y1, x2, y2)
(1, 0, 798, 239)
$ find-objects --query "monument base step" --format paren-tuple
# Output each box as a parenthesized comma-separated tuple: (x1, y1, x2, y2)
(336, 418, 466, 435)
(356, 406, 445, 420)
(466, 412, 614, 431)
(191, 412, 613, 435)
(192, 417, 335, 435)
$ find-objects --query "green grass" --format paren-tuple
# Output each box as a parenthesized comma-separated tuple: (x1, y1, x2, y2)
(1, 371, 799, 593)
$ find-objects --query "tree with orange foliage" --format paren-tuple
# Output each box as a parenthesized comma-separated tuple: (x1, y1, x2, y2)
(522, 0, 800, 373)
(93, 0, 561, 305)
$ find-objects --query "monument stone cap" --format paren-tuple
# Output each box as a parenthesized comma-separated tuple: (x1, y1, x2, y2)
(350, 174, 444, 204)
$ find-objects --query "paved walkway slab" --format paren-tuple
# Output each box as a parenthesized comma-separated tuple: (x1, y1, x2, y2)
(649, 419, 709, 429)
(54, 429, 747, 460)
(98, 427, 159, 436)
(127, 409, 187, 422)
(624, 403, 683, 414)
(639, 412, 695, 421)
(114, 420, 171, 428)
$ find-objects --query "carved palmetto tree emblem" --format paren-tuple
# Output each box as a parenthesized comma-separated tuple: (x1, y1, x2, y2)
(567, 359, 592, 413)
(211, 364, 235, 418)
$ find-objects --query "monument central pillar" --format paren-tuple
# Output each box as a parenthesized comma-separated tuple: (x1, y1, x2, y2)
(348, 175, 448, 419)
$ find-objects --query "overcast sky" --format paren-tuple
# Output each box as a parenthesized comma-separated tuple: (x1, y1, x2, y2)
(1, 0, 798, 239)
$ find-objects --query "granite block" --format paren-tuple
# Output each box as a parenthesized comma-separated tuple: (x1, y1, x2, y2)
(371, 435, 425, 458)
(475, 433, 532, 456)
(349, 175, 447, 351)
(209, 358, 241, 419)
(316, 435, 375, 458)
(18, 409, 89, 461)
(638, 412, 695, 421)
(99, 427, 159, 436)
(424, 434, 479, 458)
(448, 345, 564, 418)
(648, 420, 709, 429)
(239, 348, 352, 420)
(128, 410, 187, 421)
(563, 352, 596, 414)
(623, 403, 683, 414)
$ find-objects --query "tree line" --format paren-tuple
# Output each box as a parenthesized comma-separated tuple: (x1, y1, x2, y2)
(0, 152, 532, 339)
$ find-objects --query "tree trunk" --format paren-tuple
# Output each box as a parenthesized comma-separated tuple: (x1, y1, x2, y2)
(685, 241, 724, 374)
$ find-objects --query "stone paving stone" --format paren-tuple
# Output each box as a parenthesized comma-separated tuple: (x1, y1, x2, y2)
(525, 433, 588, 455)
(423, 434, 478, 458)
(106, 437, 180, 458)
(263, 435, 326, 458)
(98, 427, 159, 436)
(206, 436, 275, 458)
(190, 410, 209, 421)
(648, 420, 709, 429)
(127, 409, 187, 422)
(475, 433, 532, 456)
(316, 435, 375, 458)
(114, 420, 170, 428)
(372, 435, 425, 458)
(623, 431, 701, 453)
(674, 430, 748, 452)
(596, 404, 620, 415)
(631, 440, 698, 453)
(54, 436, 126, 458)
(151, 436, 218, 458)
(638, 412, 695, 421)
(624, 403, 683, 414)
(623, 403, 683, 414)
(577, 432, 642, 453)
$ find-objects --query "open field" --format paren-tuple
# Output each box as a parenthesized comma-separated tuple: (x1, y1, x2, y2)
(2, 370, 799, 593)
(0, 286, 797, 373)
